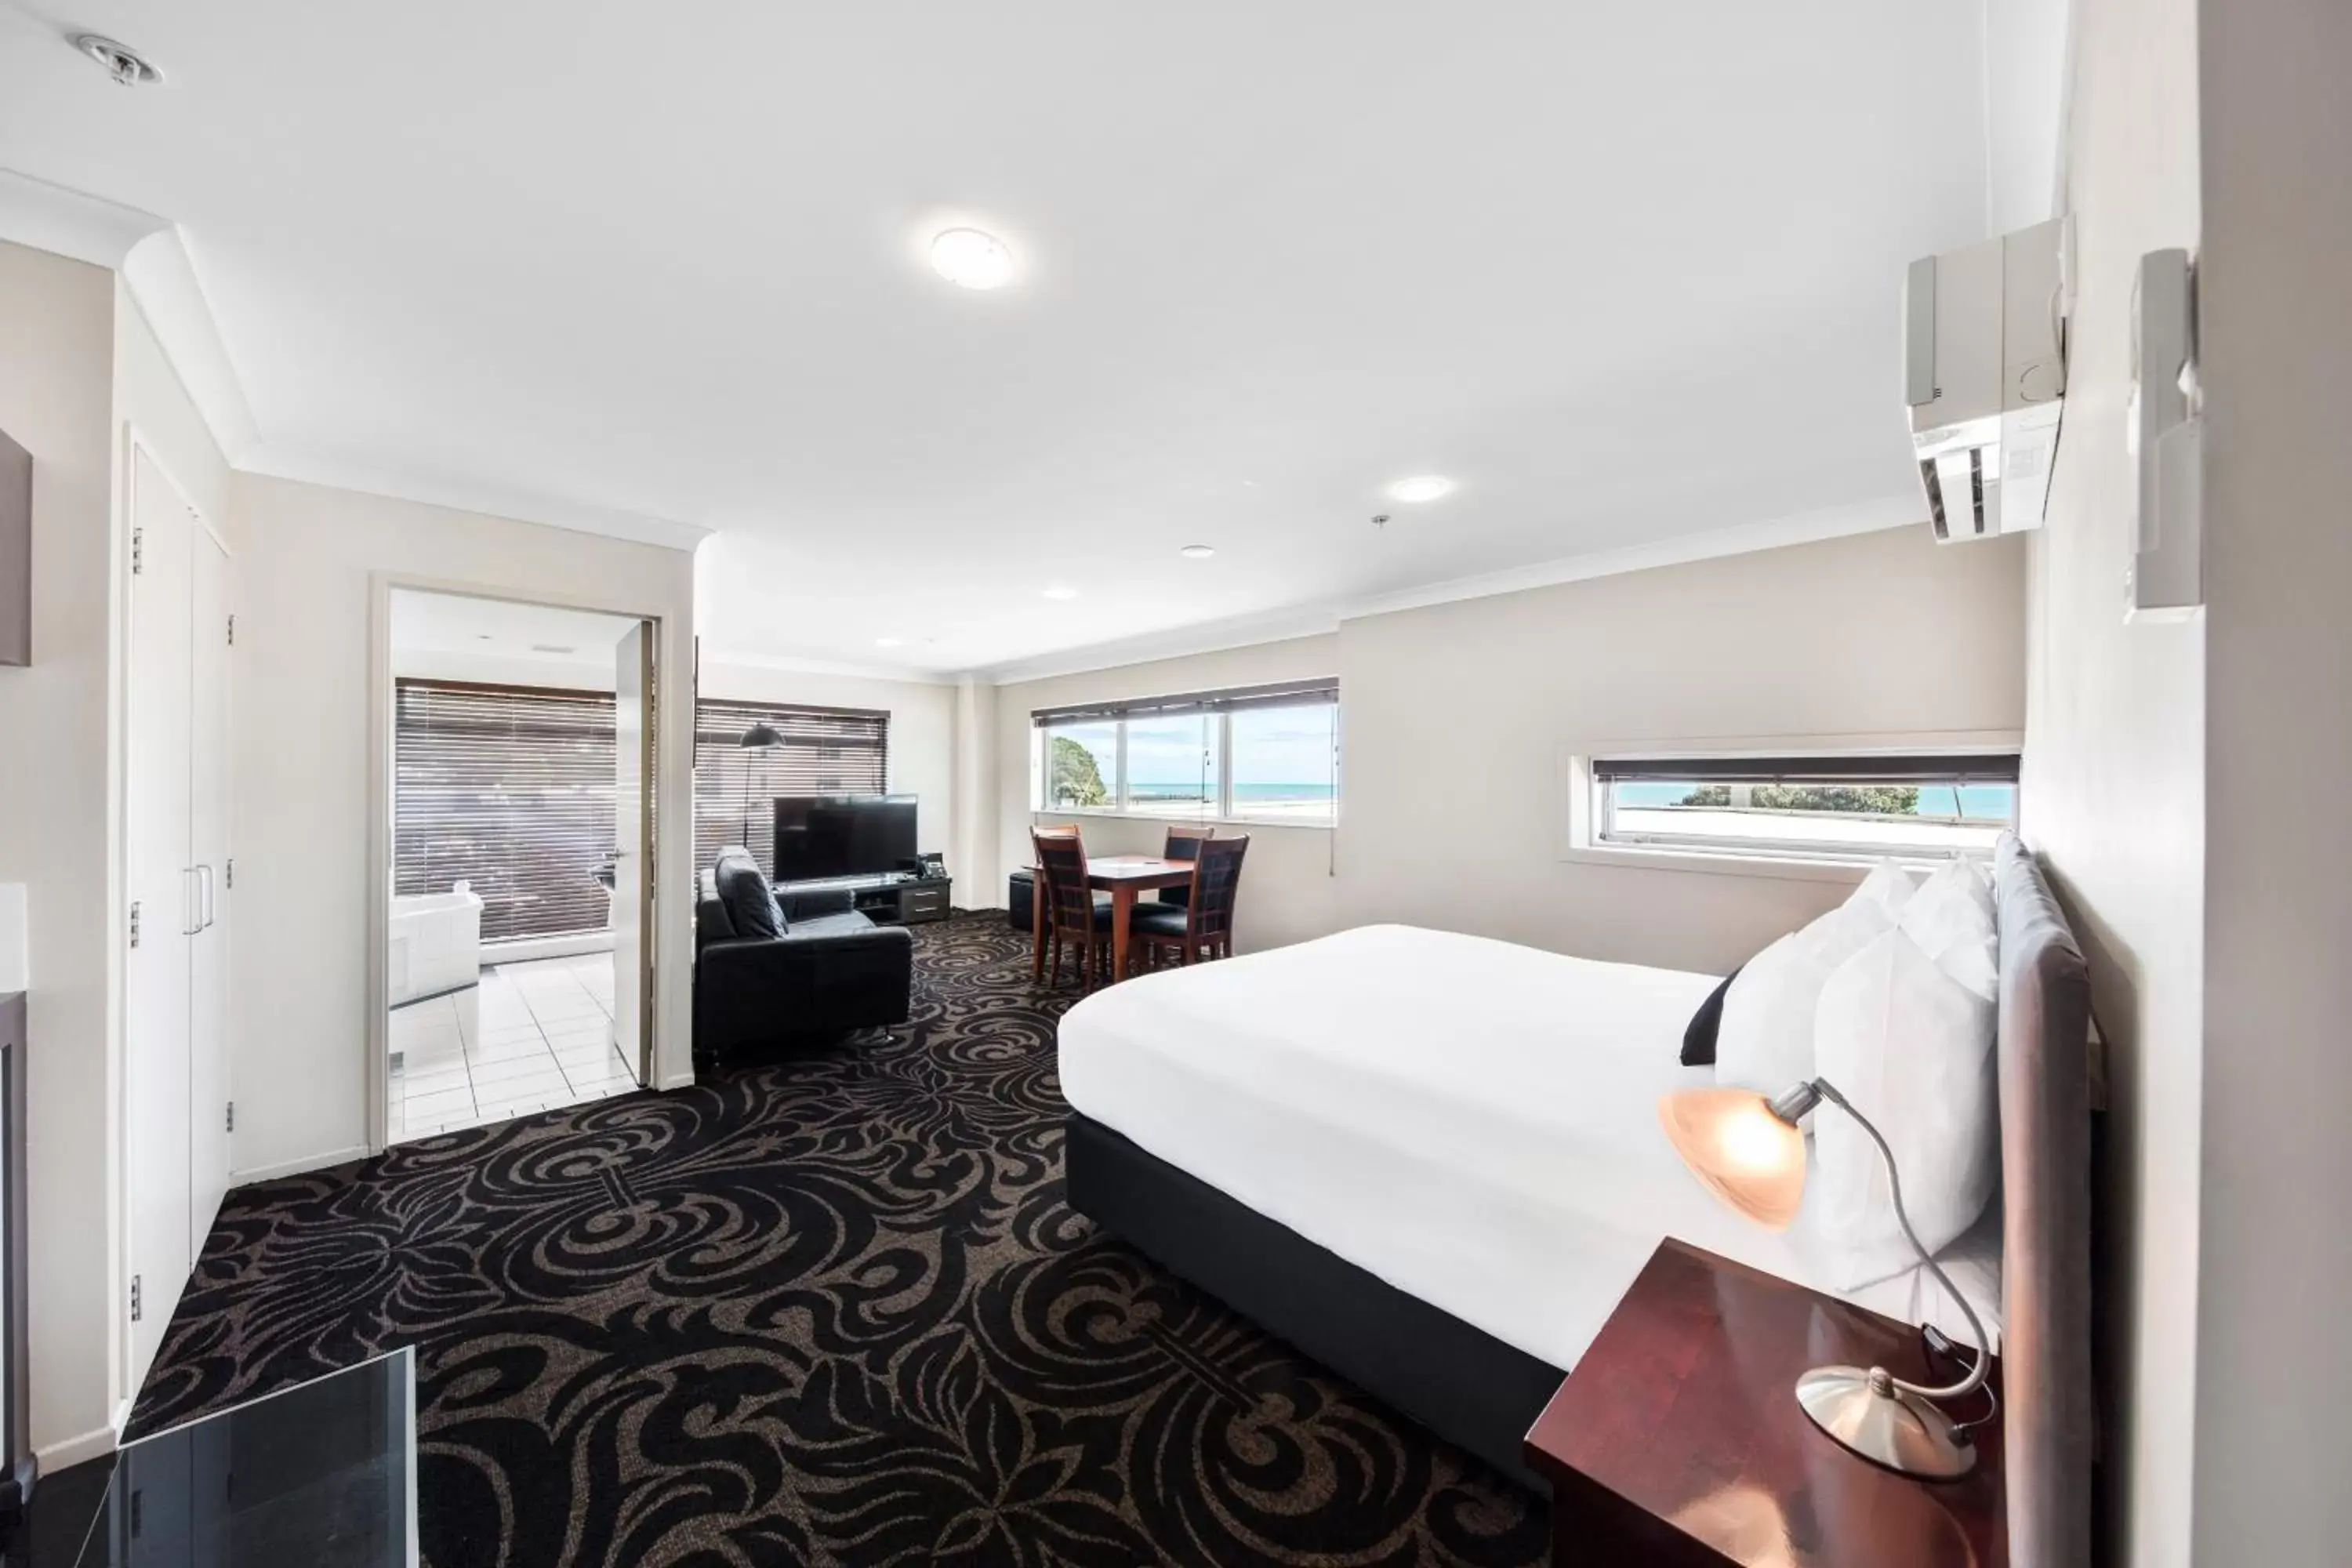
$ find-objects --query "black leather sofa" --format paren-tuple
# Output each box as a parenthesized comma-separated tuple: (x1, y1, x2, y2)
(694, 851, 913, 1065)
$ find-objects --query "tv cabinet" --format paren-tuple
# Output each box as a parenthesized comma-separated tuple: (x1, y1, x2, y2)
(777, 871, 952, 926)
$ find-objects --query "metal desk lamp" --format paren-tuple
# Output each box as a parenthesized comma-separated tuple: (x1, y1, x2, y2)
(1657, 1080, 1990, 1479)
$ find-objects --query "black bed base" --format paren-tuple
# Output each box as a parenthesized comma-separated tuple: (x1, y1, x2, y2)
(1065, 1112, 1566, 1491)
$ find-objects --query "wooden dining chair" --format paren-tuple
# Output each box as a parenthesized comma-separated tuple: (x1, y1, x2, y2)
(1137, 833, 1248, 970)
(1033, 827, 1114, 990)
(1156, 825, 1215, 909)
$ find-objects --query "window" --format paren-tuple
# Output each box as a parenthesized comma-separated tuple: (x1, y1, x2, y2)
(394, 680, 618, 942)
(1592, 753, 2020, 862)
(1229, 702, 1338, 822)
(1041, 719, 1120, 810)
(693, 699, 889, 877)
(1031, 680, 1338, 825)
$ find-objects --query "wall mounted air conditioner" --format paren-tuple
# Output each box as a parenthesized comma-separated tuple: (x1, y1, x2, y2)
(1904, 216, 2070, 542)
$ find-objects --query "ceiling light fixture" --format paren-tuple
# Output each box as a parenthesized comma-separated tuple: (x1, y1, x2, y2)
(1388, 474, 1456, 503)
(74, 34, 162, 86)
(875, 637, 906, 648)
(1179, 544, 1216, 560)
(1041, 585, 1079, 601)
(931, 228, 1015, 290)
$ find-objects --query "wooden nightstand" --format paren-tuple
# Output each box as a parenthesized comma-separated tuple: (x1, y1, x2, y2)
(1524, 1239, 2006, 1568)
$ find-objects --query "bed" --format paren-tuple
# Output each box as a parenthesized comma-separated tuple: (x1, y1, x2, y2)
(1062, 833, 2093, 1563)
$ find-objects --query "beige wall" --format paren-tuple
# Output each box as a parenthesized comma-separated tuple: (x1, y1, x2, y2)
(0, 241, 122, 1464)
(996, 529, 2026, 973)
(2016, 0, 2206, 1561)
(1341, 527, 2027, 973)
(697, 662, 959, 877)
(999, 635, 1344, 954)
(229, 474, 699, 1179)
(2192, 0, 2351, 1559)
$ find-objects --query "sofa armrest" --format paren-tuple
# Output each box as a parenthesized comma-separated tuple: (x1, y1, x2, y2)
(693, 925, 914, 1060)
(778, 884, 856, 920)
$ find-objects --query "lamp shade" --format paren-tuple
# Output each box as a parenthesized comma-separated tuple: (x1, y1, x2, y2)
(1657, 1087, 1809, 1229)
(739, 723, 782, 749)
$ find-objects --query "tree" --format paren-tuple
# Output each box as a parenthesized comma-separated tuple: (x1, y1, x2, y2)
(1674, 782, 1918, 814)
(1050, 735, 1109, 807)
(1752, 784, 1918, 815)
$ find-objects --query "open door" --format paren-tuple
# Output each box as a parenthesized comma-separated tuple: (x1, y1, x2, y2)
(612, 622, 655, 1082)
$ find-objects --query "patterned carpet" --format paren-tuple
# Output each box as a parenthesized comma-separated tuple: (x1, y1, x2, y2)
(131, 913, 1547, 1566)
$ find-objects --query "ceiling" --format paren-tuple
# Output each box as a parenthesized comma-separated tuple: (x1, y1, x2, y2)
(1, 2, 2001, 677)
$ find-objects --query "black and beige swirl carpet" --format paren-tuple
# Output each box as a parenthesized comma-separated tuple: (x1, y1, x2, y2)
(129, 913, 1547, 1566)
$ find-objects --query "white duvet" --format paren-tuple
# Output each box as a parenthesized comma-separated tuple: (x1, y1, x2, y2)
(1058, 923, 2000, 1372)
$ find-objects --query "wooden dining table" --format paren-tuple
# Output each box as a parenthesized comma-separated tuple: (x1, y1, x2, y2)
(1030, 854, 1196, 985)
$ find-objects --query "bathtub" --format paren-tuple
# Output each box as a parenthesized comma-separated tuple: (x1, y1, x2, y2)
(389, 884, 484, 1007)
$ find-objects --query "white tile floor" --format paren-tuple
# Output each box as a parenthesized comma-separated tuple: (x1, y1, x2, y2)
(388, 953, 639, 1141)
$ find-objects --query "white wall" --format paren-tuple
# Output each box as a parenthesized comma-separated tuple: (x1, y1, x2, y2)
(996, 532, 2025, 974)
(229, 474, 698, 1179)
(2015, 0, 2205, 1559)
(0, 240, 121, 1465)
(2192, 0, 2352, 1559)
(697, 661, 960, 878)
(1341, 527, 2027, 973)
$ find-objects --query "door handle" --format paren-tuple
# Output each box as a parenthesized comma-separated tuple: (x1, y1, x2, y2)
(198, 863, 215, 930)
(183, 867, 201, 935)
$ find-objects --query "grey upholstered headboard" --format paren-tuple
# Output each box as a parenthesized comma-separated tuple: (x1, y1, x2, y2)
(1991, 833, 2096, 1568)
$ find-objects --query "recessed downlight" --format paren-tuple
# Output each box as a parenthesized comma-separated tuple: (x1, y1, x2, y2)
(1041, 584, 1079, 601)
(1388, 474, 1456, 503)
(1179, 544, 1216, 560)
(931, 228, 1015, 290)
(875, 637, 906, 648)
(74, 34, 162, 86)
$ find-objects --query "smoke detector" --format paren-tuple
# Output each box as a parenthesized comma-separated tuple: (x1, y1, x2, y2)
(74, 35, 163, 87)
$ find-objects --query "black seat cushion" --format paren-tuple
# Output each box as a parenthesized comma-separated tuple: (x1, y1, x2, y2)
(782, 909, 879, 941)
(1131, 906, 1192, 939)
(714, 851, 784, 940)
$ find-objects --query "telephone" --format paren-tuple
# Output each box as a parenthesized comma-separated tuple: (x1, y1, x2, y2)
(909, 853, 948, 880)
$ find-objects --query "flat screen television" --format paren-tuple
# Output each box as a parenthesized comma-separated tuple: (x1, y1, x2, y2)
(772, 794, 918, 882)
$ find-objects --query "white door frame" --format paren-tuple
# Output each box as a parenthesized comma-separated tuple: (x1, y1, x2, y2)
(112, 426, 234, 1429)
(365, 573, 676, 1154)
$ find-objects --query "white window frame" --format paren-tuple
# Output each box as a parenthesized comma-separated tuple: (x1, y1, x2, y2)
(1031, 699, 1341, 829)
(1560, 737, 2022, 883)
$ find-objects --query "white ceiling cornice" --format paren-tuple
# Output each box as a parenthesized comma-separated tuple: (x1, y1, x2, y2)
(120, 228, 261, 464)
(0, 165, 165, 267)
(697, 648, 961, 687)
(243, 444, 713, 554)
(975, 603, 1345, 688)
(2, 167, 263, 466)
(980, 494, 1923, 686)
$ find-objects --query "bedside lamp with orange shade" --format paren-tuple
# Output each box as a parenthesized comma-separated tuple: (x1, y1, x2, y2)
(1657, 1079, 1991, 1481)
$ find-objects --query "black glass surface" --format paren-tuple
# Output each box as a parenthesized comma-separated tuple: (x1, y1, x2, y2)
(74, 1349, 415, 1568)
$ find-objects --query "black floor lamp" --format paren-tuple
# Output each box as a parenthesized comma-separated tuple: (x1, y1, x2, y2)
(739, 722, 780, 858)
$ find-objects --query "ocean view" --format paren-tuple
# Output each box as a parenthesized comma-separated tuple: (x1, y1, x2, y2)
(1127, 782, 1334, 803)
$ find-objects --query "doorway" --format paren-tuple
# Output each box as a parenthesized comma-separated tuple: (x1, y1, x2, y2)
(381, 590, 657, 1142)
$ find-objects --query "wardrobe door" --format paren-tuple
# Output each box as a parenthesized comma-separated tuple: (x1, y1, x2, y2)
(188, 529, 232, 1257)
(125, 451, 194, 1387)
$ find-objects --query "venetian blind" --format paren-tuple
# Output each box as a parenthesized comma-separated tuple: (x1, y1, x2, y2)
(393, 679, 617, 943)
(692, 699, 890, 877)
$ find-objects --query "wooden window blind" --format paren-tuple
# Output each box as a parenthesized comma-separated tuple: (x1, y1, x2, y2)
(394, 679, 618, 943)
(693, 700, 890, 877)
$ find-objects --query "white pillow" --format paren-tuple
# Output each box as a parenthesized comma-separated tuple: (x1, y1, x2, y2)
(1898, 860, 1999, 1000)
(1812, 927, 1999, 1287)
(1714, 898, 1891, 1093)
(1846, 858, 1918, 921)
